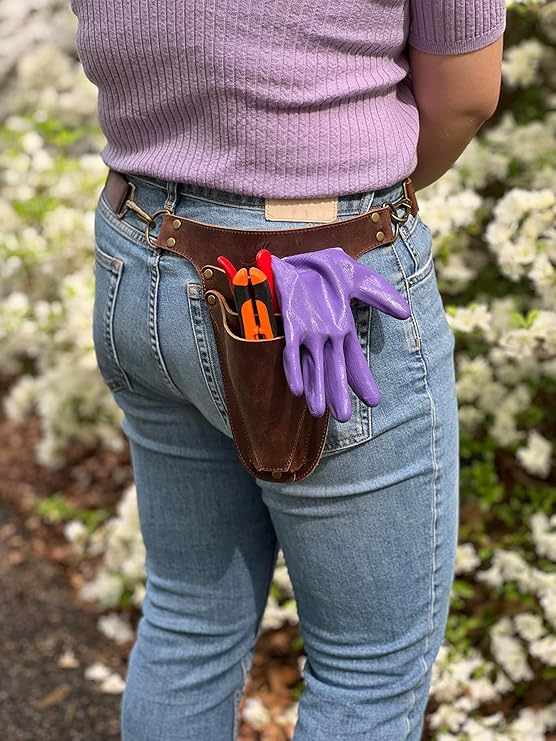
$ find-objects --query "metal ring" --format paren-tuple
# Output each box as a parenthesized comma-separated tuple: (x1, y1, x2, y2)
(144, 209, 172, 249)
(382, 198, 413, 241)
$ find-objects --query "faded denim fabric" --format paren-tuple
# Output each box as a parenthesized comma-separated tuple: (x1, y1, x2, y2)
(93, 172, 459, 741)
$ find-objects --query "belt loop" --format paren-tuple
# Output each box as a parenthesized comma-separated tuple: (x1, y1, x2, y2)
(358, 191, 376, 214)
(164, 181, 178, 213)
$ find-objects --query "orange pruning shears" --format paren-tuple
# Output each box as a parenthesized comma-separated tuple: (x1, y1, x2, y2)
(216, 248, 279, 340)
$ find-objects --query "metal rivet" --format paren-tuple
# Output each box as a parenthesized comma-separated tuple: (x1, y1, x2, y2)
(206, 293, 217, 305)
(172, 219, 182, 229)
(271, 471, 283, 480)
(203, 268, 214, 280)
(376, 231, 385, 242)
(371, 212, 380, 223)
(166, 237, 176, 247)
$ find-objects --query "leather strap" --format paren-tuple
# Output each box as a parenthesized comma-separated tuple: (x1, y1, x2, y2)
(102, 168, 419, 277)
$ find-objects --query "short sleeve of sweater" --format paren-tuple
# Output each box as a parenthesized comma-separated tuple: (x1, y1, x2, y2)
(408, 0, 506, 55)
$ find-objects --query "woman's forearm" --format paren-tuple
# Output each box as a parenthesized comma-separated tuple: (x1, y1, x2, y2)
(408, 38, 504, 191)
(410, 108, 486, 191)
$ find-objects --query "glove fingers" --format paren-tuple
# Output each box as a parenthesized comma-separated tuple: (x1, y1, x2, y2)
(323, 337, 352, 422)
(283, 343, 304, 397)
(353, 265, 411, 320)
(344, 332, 381, 407)
(301, 342, 326, 417)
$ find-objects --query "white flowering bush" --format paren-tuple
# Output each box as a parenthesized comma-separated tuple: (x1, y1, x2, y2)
(1, 1, 555, 738)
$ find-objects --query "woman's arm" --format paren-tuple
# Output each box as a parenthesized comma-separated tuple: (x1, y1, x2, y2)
(408, 37, 504, 191)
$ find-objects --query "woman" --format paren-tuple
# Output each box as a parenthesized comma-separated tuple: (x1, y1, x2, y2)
(71, 1, 505, 739)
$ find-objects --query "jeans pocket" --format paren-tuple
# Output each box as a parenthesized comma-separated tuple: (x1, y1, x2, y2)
(92, 244, 133, 393)
(321, 299, 373, 455)
(396, 213, 434, 289)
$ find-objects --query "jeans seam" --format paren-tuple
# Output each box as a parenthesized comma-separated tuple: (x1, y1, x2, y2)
(390, 242, 420, 351)
(96, 250, 133, 392)
(402, 318, 441, 740)
(148, 252, 187, 399)
(187, 285, 230, 428)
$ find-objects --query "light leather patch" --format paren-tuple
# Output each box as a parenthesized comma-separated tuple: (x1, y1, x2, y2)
(264, 197, 338, 223)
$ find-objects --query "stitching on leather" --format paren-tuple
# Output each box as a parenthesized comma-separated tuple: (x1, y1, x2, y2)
(163, 205, 391, 238)
(209, 292, 312, 477)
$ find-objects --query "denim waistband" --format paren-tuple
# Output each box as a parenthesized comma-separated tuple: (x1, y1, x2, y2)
(114, 171, 412, 218)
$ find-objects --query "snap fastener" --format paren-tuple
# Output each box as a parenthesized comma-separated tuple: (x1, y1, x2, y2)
(376, 231, 385, 242)
(271, 471, 283, 480)
(172, 219, 181, 229)
(203, 268, 214, 280)
(166, 237, 176, 247)
(371, 212, 380, 223)
(206, 293, 217, 305)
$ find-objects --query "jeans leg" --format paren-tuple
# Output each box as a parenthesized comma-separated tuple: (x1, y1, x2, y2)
(260, 426, 458, 740)
(258, 267, 459, 740)
(116, 391, 279, 741)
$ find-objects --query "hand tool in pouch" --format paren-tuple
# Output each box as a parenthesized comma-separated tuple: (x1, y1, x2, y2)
(232, 267, 278, 340)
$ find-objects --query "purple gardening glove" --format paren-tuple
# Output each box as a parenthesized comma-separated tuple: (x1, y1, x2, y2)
(271, 247, 411, 422)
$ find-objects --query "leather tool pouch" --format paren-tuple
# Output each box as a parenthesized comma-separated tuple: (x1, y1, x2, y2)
(199, 264, 329, 484)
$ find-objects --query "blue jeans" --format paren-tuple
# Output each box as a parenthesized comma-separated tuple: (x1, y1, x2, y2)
(93, 173, 459, 740)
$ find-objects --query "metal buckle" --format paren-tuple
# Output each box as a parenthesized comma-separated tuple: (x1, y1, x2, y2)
(114, 180, 137, 219)
(382, 196, 413, 241)
(144, 209, 172, 249)
(115, 180, 172, 248)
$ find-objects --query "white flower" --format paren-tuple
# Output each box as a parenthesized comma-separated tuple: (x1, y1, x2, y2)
(57, 649, 79, 669)
(530, 511, 556, 560)
(507, 706, 550, 741)
(499, 329, 539, 359)
(529, 635, 556, 666)
(99, 673, 126, 694)
(516, 431, 553, 478)
(490, 621, 534, 682)
(502, 39, 547, 88)
(272, 562, 294, 597)
(84, 662, 112, 682)
(97, 613, 134, 645)
(539, 590, 556, 630)
(455, 543, 481, 574)
(63, 520, 88, 548)
(513, 612, 547, 642)
(79, 571, 123, 607)
(428, 703, 467, 732)
(241, 697, 271, 730)
(447, 304, 491, 334)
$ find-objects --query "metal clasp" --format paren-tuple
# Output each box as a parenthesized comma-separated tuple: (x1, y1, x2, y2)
(382, 196, 413, 241)
(116, 180, 171, 248)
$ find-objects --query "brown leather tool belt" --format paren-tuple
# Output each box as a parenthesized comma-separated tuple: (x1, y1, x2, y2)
(102, 168, 419, 484)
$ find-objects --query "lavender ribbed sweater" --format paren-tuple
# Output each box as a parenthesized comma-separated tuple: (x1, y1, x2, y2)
(71, 1, 505, 198)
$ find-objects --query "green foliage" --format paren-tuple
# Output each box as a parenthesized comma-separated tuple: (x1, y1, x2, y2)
(34, 492, 112, 533)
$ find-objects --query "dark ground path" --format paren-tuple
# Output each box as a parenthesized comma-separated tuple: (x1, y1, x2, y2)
(0, 493, 126, 740)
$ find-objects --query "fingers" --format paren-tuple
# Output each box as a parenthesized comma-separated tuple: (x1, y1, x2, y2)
(344, 331, 381, 407)
(301, 340, 326, 417)
(283, 341, 304, 397)
(323, 336, 352, 422)
(352, 264, 411, 319)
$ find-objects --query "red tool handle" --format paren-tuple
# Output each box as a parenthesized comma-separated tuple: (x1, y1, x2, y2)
(217, 255, 238, 293)
(255, 248, 280, 313)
